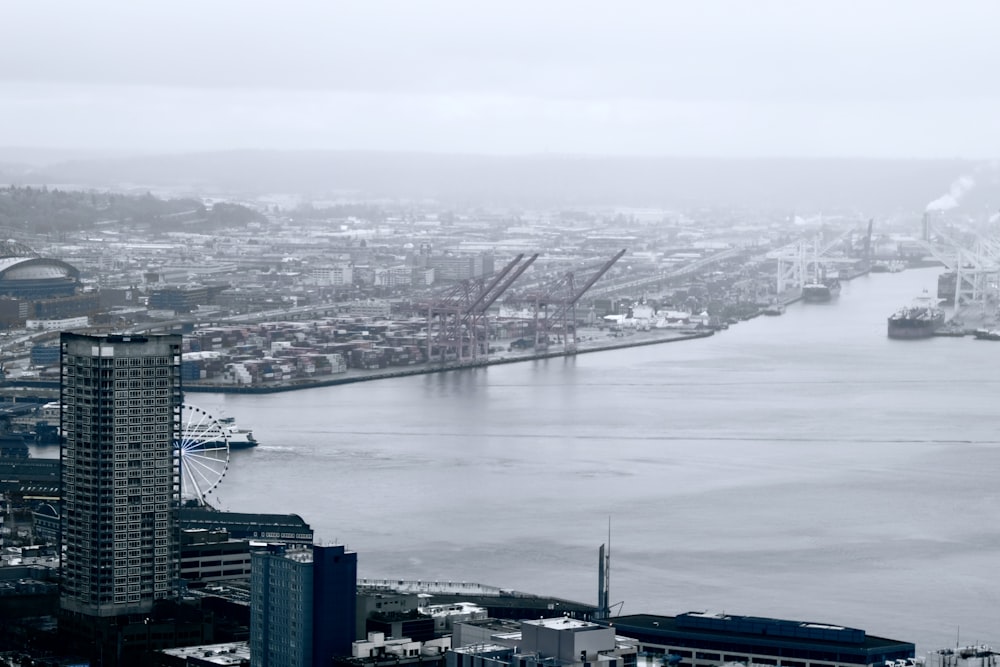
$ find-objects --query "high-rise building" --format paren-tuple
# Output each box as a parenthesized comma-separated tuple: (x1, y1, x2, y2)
(59, 332, 183, 618)
(252, 545, 315, 667)
(313, 544, 359, 663)
(252, 543, 358, 667)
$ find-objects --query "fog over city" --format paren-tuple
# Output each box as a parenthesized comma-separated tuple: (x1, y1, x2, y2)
(2, 1, 998, 158)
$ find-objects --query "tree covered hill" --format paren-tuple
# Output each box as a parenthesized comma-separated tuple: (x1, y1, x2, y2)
(0, 186, 266, 236)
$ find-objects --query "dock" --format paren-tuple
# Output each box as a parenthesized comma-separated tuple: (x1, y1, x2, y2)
(184, 329, 714, 394)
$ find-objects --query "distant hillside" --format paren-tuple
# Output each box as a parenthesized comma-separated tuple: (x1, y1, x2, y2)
(3, 150, 998, 214)
(0, 186, 265, 236)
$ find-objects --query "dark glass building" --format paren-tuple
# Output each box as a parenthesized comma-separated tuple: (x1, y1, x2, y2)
(313, 545, 358, 664)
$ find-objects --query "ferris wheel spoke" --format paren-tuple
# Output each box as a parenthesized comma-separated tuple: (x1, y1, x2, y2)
(182, 467, 204, 501)
(188, 461, 222, 493)
(184, 447, 227, 469)
(185, 455, 227, 480)
(185, 463, 217, 500)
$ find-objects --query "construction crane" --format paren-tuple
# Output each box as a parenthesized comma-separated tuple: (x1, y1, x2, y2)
(465, 253, 538, 359)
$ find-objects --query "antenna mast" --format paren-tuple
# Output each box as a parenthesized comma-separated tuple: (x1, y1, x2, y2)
(597, 518, 611, 620)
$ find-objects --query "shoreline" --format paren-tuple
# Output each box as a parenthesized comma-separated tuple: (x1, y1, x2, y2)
(184, 329, 715, 395)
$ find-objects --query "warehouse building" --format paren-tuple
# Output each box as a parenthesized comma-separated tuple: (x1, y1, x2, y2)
(603, 612, 914, 667)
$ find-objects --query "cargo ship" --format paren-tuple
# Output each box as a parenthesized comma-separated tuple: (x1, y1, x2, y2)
(973, 328, 1000, 341)
(802, 277, 841, 303)
(887, 292, 945, 339)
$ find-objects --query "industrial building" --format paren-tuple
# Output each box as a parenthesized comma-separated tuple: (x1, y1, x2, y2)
(148, 284, 229, 313)
(421, 252, 495, 282)
(603, 613, 915, 667)
(447, 616, 637, 667)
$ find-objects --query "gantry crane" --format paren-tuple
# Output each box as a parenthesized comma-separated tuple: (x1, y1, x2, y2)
(423, 253, 538, 362)
(520, 249, 627, 352)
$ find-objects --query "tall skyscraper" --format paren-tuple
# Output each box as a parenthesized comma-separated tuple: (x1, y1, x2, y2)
(60, 332, 183, 618)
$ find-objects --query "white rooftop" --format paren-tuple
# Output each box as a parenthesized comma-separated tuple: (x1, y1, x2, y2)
(161, 642, 250, 665)
(525, 617, 600, 630)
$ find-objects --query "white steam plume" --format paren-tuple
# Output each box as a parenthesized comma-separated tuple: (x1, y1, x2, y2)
(926, 175, 976, 212)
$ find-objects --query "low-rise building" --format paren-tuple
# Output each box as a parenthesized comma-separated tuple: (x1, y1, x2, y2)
(447, 616, 636, 667)
(181, 529, 254, 588)
(422, 602, 489, 634)
(337, 631, 451, 667)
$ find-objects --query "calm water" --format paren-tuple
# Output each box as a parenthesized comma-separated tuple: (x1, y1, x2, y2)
(39, 268, 1000, 653)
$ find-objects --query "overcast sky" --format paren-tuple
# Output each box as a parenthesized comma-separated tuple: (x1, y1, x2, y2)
(2, 1, 998, 158)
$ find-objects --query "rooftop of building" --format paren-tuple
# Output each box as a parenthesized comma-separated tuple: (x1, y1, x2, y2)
(187, 583, 252, 606)
(423, 601, 487, 617)
(526, 616, 604, 631)
(607, 613, 914, 651)
(456, 617, 523, 634)
(415, 591, 598, 619)
(284, 546, 314, 563)
(450, 643, 515, 656)
(179, 507, 311, 529)
(160, 641, 250, 665)
(358, 579, 513, 596)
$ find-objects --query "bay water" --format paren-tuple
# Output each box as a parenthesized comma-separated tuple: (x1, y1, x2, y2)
(41, 267, 1000, 653)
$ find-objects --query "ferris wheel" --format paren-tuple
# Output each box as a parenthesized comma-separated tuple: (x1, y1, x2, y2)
(175, 404, 230, 506)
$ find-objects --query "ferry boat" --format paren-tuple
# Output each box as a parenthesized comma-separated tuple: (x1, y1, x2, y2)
(218, 416, 258, 449)
(26, 403, 258, 449)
